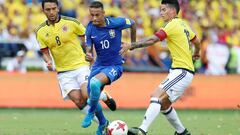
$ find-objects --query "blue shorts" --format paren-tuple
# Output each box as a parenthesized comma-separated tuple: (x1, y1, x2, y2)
(88, 65, 123, 85)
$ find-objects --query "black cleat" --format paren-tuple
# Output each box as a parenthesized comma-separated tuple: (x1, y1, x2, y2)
(174, 129, 191, 135)
(102, 91, 117, 111)
(128, 127, 147, 135)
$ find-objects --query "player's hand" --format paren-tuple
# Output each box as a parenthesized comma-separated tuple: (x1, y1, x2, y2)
(85, 52, 94, 62)
(120, 43, 131, 56)
(192, 52, 200, 60)
(46, 61, 54, 71)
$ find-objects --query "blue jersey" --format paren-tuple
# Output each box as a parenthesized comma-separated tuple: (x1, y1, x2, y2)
(86, 17, 134, 66)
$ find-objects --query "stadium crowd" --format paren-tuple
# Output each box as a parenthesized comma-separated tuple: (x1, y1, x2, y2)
(0, 0, 240, 75)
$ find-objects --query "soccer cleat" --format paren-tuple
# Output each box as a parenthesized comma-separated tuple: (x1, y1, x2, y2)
(128, 127, 147, 135)
(174, 129, 191, 135)
(96, 120, 109, 135)
(81, 112, 94, 128)
(102, 91, 117, 111)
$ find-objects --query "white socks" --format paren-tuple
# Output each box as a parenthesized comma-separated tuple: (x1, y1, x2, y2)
(139, 98, 185, 134)
(99, 91, 108, 101)
(162, 107, 185, 133)
(139, 97, 161, 133)
(81, 104, 99, 123)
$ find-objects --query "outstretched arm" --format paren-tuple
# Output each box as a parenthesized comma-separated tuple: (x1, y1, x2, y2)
(120, 35, 160, 55)
(130, 35, 160, 50)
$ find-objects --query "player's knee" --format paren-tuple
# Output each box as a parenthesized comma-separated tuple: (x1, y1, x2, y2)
(71, 98, 86, 108)
(89, 77, 102, 98)
(161, 98, 172, 110)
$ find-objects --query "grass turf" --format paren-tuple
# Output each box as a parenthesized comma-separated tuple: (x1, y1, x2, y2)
(0, 109, 239, 135)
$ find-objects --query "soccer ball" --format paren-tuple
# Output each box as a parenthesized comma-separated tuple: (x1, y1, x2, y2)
(107, 120, 128, 135)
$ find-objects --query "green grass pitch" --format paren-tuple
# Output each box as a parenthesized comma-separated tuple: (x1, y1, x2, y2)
(0, 109, 239, 135)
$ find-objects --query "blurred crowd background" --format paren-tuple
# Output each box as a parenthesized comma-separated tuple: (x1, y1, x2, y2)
(0, 0, 240, 75)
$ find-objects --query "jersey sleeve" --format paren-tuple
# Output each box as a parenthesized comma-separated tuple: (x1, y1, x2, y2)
(85, 23, 93, 47)
(161, 21, 176, 38)
(74, 21, 86, 36)
(115, 17, 135, 30)
(186, 24, 196, 40)
(154, 21, 175, 41)
(36, 31, 48, 49)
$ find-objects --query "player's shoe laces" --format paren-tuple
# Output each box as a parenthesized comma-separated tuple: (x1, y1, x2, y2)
(96, 120, 109, 135)
(174, 129, 191, 135)
(128, 127, 147, 135)
(81, 112, 94, 128)
(102, 91, 117, 111)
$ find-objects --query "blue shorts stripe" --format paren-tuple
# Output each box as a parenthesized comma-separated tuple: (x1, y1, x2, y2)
(162, 70, 187, 91)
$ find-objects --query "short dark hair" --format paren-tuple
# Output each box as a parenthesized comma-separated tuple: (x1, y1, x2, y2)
(89, 1, 104, 9)
(161, 0, 180, 14)
(42, 0, 59, 9)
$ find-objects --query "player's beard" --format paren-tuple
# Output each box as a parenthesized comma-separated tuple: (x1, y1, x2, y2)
(48, 15, 58, 24)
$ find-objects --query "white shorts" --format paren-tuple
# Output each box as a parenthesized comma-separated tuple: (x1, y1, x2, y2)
(57, 66, 90, 100)
(159, 68, 194, 103)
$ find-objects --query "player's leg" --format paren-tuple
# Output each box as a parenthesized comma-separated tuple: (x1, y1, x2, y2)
(101, 90, 117, 111)
(160, 69, 193, 135)
(94, 66, 123, 134)
(128, 69, 193, 135)
(57, 70, 100, 123)
(67, 88, 99, 123)
(82, 65, 122, 130)
(128, 86, 166, 135)
(78, 66, 117, 111)
(95, 102, 109, 135)
(82, 73, 109, 128)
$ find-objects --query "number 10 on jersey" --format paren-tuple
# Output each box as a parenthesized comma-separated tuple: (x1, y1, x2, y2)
(100, 40, 110, 49)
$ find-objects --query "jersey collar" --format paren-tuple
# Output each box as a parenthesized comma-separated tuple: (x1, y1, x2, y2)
(46, 15, 61, 26)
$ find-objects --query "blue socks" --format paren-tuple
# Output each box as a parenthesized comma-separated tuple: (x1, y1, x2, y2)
(89, 77, 102, 113)
(82, 77, 107, 128)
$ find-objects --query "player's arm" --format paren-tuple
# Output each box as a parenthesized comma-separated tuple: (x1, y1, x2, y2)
(191, 36, 201, 60)
(130, 22, 137, 43)
(79, 36, 86, 53)
(40, 48, 54, 71)
(130, 35, 160, 50)
(85, 45, 95, 63)
(120, 35, 160, 55)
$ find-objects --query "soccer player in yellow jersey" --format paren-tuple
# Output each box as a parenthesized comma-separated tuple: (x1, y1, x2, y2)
(121, 0, 201, 135)
(36, 0, 117, 124)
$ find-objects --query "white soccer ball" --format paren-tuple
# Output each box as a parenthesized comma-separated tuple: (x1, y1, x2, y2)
(107, 120, 128, 135)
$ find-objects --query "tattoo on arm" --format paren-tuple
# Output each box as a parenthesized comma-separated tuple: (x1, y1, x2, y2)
(130, 23, 137, 43)
(130, 35, 160, 50)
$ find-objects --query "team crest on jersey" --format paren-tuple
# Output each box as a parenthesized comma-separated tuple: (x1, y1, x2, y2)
(109, 29, 115, 38)
(62, 25, 68, 32)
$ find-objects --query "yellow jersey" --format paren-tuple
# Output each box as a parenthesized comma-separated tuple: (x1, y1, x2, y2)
(155, 18, 196, 72)
(36, 16, 89, 72)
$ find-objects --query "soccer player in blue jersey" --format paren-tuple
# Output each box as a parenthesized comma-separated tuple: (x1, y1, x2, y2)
(81, 1, 136, 135)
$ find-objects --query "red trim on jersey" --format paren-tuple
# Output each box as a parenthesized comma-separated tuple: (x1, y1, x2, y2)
(190, 35, 197, 42)
(40, 47, 49, 52)
(79, 35, 85, 37)
(154, 29, 167, 41)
